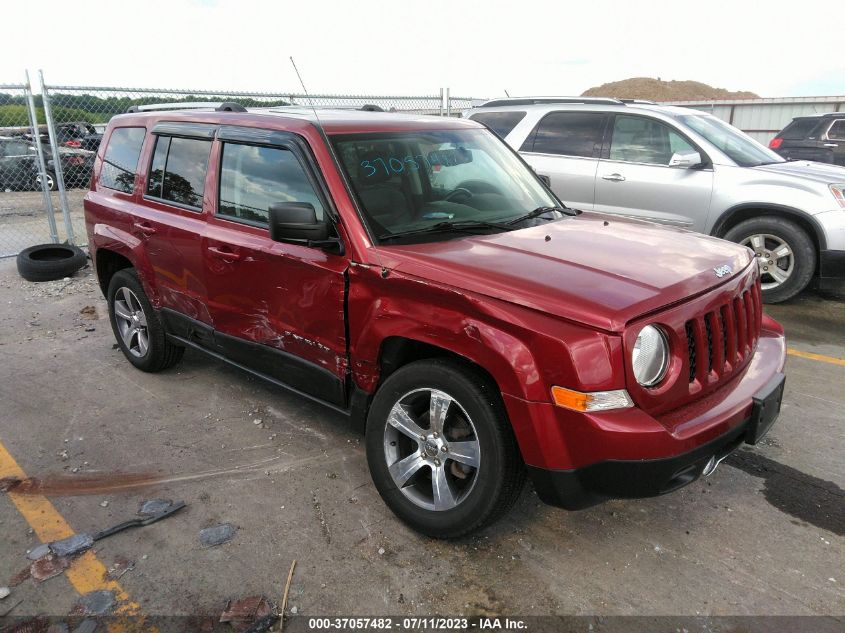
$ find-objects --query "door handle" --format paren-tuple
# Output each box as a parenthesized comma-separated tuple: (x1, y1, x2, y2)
(207, 245, 241, 261)
(132, 222, 156, 236)
(823, 143, 838, 147)
(602, 173, 626, 182)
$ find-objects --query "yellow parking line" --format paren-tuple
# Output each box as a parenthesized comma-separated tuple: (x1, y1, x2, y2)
(0, 439, 149, 623)
(787, 348, 845, 367)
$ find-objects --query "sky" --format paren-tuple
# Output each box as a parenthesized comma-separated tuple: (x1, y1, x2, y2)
(6, 0, 844, 99)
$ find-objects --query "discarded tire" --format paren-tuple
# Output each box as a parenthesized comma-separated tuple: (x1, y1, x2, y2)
(16, 243, 87, 282)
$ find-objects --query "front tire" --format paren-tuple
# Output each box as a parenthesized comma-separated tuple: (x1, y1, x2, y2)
(365, 359, 525, 538)
(107, 269, 183, 372)
(723, 216, 815, 303)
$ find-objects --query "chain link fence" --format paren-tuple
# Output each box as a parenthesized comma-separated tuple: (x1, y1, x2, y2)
(0, 79, 479, 257)
(0, 82, 64, 257)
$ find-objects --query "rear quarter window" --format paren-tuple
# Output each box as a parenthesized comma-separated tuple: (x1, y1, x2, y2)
(100, 127, 146, 193)
(779, 118, 822, 140)
(468, 111, 526, 138)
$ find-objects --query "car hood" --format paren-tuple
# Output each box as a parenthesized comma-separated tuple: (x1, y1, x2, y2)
(376, 213, 753, 332)
(753, 160, 845, 184)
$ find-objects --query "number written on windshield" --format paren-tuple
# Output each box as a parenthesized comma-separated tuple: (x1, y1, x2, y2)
(361, 149, 471, 177)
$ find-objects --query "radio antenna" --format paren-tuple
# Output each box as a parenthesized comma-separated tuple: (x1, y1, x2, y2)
(290, 56, 325, 131)
(289, 57, 388, 277)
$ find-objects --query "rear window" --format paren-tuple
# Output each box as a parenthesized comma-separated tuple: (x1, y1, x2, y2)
(145, 136, 212, 209)
(779, 118, 822, 140)
(1, 140, 30, 156)
(468, 111, 526, 138)
(100, 127, 145, 193)
(520, 111, 607, 158)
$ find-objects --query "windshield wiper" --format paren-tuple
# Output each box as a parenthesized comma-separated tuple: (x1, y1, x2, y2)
(507, 205, 576, 226)
(378, 220, 512, 242)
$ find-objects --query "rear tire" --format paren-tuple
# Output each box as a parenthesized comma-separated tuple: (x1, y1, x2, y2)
(107, 269, 183, 372)
(365, 359, 525, 538)
(35, 171, 57, 192)
(723, 216, 815, 303)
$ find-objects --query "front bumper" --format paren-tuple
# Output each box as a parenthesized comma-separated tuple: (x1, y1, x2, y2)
(503, 322, 786, 509)
(818, 249, 845, 290)
(529, 372, 783, 509)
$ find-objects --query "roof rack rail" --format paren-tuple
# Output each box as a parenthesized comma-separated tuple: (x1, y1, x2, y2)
(618, 99, 658, 105)
(477, 97, 624, 108)
(126, 101, 247, 113)
(216, 101, 247, 112)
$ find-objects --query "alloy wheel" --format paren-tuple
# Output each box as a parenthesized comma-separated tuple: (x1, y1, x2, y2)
(741, 233, 794, 291)
(383, 388, 481, 511)
(36, 173, 55, 191)
(113, 287, 149, 358)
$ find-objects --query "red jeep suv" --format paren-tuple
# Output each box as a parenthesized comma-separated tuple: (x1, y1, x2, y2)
(84, 104, 786, 537)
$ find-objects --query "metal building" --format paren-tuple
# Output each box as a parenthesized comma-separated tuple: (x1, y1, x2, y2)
(662, 96, 845, 145)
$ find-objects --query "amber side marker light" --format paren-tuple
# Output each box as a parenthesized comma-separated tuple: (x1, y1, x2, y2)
(830, 184, 845, 209)
(551, 386, 634, 412)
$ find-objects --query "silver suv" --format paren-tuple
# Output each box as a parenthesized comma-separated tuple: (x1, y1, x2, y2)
(465, 97, 845, 302)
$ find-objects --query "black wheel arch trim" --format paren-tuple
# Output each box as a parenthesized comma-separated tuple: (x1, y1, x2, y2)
(712, 203, 827, 251)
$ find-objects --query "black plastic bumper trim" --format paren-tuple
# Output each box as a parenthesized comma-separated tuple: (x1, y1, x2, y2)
(818, 250, 845, 288)
(527, 420, 752, 510)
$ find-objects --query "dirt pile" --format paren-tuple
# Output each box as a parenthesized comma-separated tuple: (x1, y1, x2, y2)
(582, 77, 759, 101)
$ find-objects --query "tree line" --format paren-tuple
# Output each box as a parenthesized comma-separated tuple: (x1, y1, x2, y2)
(0, 92, 291, 127)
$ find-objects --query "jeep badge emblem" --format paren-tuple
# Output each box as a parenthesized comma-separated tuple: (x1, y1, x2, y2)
(713, 264, 732, 278)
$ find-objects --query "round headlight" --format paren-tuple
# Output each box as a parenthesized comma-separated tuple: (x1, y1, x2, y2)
(632, 325, 669, 387)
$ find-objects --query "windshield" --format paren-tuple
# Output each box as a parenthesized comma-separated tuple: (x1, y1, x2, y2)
(678, 114, 785, 167)
(332, 129, 560, 244)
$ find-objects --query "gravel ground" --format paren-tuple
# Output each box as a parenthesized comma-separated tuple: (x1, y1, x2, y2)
(0, 259, 842, 630)
(0, 189, 86, 257)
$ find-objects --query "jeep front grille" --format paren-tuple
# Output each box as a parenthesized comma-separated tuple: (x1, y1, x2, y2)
(685, 279, 762, 385)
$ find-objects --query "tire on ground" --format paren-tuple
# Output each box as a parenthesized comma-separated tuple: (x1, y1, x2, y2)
(107, 268, 184, 372)
(723, 216, 815, 303)
(365, 358, 525, 538)
(16, 244, 87, 282)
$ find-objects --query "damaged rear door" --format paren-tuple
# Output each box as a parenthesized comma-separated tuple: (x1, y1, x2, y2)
(202, 127, 348, 406)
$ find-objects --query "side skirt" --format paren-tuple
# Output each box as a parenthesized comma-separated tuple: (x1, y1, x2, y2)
(160, 308, 349, 415)
(167, 333, 350, 417)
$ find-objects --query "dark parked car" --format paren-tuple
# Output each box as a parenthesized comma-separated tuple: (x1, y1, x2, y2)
(0, 136, 37, 191)
(769, 113, 845, 166)
(83, 105, 786, 537)
(46, 144, 96, 189)
(55, 121, 104, 152)
(0, 135, 94, 191)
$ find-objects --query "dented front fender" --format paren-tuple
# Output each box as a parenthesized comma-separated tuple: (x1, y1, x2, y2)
(347, 265, 625, 402)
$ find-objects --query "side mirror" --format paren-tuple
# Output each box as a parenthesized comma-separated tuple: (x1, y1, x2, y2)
(669, 150, 703, 169)
(268, 202, 329, 243)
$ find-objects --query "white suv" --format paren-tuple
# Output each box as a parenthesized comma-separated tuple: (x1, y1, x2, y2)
(465, 97, 845, 302)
